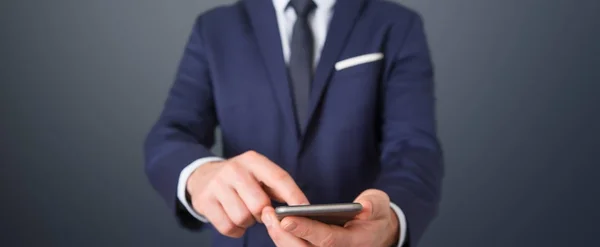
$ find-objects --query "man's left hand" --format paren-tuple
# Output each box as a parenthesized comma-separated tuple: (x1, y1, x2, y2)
(261, 189, 400, 247)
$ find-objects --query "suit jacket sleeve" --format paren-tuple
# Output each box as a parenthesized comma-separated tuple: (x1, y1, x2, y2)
(143, 15, 216, 230)
(373, 12, 444, 246)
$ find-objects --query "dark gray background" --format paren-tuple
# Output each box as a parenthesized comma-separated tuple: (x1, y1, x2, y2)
(1, 0, 599, 246)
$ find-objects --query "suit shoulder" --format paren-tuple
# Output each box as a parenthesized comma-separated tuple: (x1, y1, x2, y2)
(185, 1, 249, 41)
(193, 2, 245, 27)
(364, 0, 423, 23)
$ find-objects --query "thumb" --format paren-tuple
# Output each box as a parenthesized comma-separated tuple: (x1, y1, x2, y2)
(353, 189, 390, 221)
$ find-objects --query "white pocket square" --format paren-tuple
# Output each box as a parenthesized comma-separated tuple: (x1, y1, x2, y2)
(335, 53, 384, 71)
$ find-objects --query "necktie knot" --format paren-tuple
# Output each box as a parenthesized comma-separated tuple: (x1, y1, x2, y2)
(290, 0, 316, 18)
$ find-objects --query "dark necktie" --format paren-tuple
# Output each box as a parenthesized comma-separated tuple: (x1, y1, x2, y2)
(289, 0, 316, 132)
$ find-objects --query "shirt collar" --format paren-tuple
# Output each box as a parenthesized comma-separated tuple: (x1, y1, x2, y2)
(272, 0, 336, 13)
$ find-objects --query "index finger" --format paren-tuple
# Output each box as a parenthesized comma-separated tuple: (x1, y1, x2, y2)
(237, 151, 309, 205)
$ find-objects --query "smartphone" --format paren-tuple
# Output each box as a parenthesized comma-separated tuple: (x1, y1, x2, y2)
(274, 203, 363, 226)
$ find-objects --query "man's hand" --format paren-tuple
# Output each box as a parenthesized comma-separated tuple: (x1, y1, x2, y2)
(262, 189, 400, 247)
(186, 151, 310, 238)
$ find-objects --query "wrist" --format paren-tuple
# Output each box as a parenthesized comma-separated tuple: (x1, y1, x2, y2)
(186, 161, 222, 195)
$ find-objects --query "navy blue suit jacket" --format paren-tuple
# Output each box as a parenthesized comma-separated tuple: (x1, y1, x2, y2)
(144, 0, 443, 246)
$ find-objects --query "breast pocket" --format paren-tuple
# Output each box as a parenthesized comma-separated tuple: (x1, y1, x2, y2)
(333, 53, 384, 79)
(325, 54, 383, 129)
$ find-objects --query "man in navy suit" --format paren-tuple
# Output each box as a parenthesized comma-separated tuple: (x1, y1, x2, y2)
(144, 0, 443, 246)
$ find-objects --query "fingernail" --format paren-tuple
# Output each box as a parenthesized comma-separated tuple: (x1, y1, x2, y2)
(263, 213, 272, 227)
(283, 221, 297, 232)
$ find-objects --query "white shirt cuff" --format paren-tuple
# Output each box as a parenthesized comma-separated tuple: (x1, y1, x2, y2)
(177, 156, 225, 223)
(390, 202, 408, 247)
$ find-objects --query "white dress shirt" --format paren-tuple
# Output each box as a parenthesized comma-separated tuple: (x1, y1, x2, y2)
(177, 0, 407, 246)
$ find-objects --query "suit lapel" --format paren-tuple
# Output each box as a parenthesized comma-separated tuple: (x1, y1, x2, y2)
(302, 0, 366, 135)
(244, 0, 300, 140)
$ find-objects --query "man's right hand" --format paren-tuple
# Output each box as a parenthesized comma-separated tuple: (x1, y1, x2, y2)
(186, 151, 309, 238)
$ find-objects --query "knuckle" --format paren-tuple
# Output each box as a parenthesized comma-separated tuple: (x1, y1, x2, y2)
(256, 194, 271, 207)
(218, 221, 233, 234)
(232, 211, 252, 227)
(191, 198, 203, 212)
(226, 163, 251, 188)
(243, 211, 254, 223)
(272, 170, 291, 182)
(204, 183, 218, 195)
(231, 165, 249, 181)
(191, 196, 211, 215)
(229, 216, 244, 227)
(212, 177, 228, 189)
(250, 195, 270, 214)
(242, 150, 260, 160)
(320, 232, 337, 247)
(375, 190, 390, 201)
(366, 189, 389, 200)
(297, 224, 311, 238)
(248, 204, 264, 216)
(290, 190, 305, 201)
(224, 161, 242, 175)
(219, 221, 238, 235)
